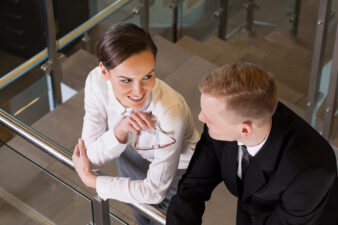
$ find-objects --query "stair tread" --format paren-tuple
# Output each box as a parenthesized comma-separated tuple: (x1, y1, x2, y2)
(176, 36, 222, 62)
(241, 53, 310, 95)
(164, 55, 218, 133)
(153, 35, 194, 80)
(228, 37, 271, 59)
(61, 49, 98, 91)
(264, 28, 312, 55)
(203, 36, 247, 65)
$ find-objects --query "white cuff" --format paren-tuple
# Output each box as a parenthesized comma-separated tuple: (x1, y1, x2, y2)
(96, 176, 114, 201)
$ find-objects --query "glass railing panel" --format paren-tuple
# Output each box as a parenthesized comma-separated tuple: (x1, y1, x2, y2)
(226, 0, 247, 38)
(56, 0, 137, 93)
(313, 13, 338, 146)
(158, 0, 249, 41)
(0, 0, 45, 76)
(0, 122, 134, 224)
(0, 68, 51, 144)
(254, 0, 292, 29)
(178, 0, 220, 41)
(0, 140, 93, 225)
(0, 0, 50, 132)
(0, 0, 138, 141)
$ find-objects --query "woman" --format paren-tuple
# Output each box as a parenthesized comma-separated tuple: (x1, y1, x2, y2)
(72, 23, 199, 224)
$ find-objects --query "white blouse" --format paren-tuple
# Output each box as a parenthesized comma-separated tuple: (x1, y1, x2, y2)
(82, 66, 200, 203)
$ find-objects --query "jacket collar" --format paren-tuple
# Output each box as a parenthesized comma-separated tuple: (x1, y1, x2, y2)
(241, 102, 293, 201)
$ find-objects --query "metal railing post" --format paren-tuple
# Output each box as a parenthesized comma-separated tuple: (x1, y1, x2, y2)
(82, 32, 92, 53)
(40, 0, 63, 108)
(322, 23, 338, 140)
(170, 0, 179, 42)
(214, 0, 229, 40)
(93, 195, 111, 225)
(140, 0, 150, 32)
(305, 0, 332, 125)
(245, 0, 256, 33)
(290, 0, 301, 41)
(133, 0, 150, 32)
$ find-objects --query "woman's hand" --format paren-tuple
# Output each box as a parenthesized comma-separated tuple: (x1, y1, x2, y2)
(114, 112, 155, 143)
(72, 139, 97, 189)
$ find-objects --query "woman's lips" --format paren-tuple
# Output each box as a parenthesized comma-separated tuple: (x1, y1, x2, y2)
(128, 95, 145, 102)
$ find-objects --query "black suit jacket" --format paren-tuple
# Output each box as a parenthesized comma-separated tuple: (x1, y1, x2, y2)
(167, 102, 337, 225)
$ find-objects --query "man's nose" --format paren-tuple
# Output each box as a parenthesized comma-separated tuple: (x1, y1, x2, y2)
(198, 111, 205, 123)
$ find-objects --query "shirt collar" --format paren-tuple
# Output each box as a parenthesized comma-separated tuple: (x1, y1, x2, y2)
(237, 128, 270, 157)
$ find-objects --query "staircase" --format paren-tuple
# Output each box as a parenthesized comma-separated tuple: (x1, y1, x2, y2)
(1, 16, 338, 225)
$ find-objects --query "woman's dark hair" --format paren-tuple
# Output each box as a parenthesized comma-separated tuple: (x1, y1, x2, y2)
(97, 23, 157, 70)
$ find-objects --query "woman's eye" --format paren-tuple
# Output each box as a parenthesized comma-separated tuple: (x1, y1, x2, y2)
(120, 79, 131, 83)
(143, 74, 153, 80)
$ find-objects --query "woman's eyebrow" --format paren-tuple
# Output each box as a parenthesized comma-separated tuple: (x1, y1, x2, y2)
(144, 68, 155, 76)
(117, 68, 155, 79)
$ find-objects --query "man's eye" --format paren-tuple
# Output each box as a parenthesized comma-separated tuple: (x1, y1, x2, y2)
(143, 74, 152, 80)
(120, 79, 131, 83)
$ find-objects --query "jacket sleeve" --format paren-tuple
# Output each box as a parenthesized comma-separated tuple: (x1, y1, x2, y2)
(82, 74, 127, 169)
(265, 165, 336, 225)
(167, 125, 222, 225)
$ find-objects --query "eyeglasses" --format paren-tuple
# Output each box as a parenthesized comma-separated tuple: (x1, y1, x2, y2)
(134, 126, 176, 151)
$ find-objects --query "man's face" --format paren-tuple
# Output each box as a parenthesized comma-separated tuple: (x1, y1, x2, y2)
(198, 94, 241, 141)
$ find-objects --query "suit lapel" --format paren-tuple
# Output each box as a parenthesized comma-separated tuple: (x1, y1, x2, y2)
(241, 160, 266, 201)
(240, 102, 292, 202)
(218, 141, 240, 196)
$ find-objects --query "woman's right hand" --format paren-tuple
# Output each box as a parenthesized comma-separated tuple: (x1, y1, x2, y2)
(114, 112, 155, 143)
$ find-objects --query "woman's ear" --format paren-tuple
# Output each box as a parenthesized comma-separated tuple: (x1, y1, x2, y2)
(99, 62, 110, 81)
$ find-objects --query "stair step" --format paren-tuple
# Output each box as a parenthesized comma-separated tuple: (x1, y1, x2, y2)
(332, 137, 338, 150)
(164, 55, 218, 133)
(276, 82, 304, 105)
(241, 53, 310, 95)
(250, 37, 291, 60)
(228, 37, 271, 60)
(280, 99, 306, 119)
(264, 28, 312, 55)
(153, 35, 193, 80)
(176, 36, 222, 62)
(203, 36, 247, 66)
(61, 49, 98, 91)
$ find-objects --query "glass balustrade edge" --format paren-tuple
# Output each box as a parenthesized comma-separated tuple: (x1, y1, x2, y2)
(0, 140, 92, 202)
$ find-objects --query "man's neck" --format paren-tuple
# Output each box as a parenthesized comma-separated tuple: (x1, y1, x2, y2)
(240, 120, 272, 147)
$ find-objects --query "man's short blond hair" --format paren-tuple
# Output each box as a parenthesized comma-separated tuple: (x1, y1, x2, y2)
(199, 62, 278, 125)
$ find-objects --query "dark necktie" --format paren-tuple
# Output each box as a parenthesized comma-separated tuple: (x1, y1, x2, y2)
(241, 145, 252, 177)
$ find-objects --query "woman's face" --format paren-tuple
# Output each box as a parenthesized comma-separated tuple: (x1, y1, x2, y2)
(101, 50, 156, 109)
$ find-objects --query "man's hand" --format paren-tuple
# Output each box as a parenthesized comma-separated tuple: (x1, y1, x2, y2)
(114, 112, 155, 143)
(72, 139, 97, 189)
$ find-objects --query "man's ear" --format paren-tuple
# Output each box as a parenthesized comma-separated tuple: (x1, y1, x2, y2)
(99, 62, 110, 81)
(240, 121, 253, 138)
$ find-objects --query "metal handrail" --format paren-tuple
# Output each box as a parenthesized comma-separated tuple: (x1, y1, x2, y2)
(0, 0, 131, 90)
(0, 108, 166, 224)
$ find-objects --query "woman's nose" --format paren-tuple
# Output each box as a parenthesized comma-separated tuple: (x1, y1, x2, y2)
(133, 82, 144, 95)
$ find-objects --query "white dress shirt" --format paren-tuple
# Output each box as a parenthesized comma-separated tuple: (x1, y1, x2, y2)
(237, 133, 269, 179)
(82, 66, 200, 203)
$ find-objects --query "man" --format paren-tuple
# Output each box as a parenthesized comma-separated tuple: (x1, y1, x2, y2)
(166, 62, 337, 225)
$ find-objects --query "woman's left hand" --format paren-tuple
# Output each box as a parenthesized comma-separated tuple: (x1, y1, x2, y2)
(72, 139, 97, 189)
